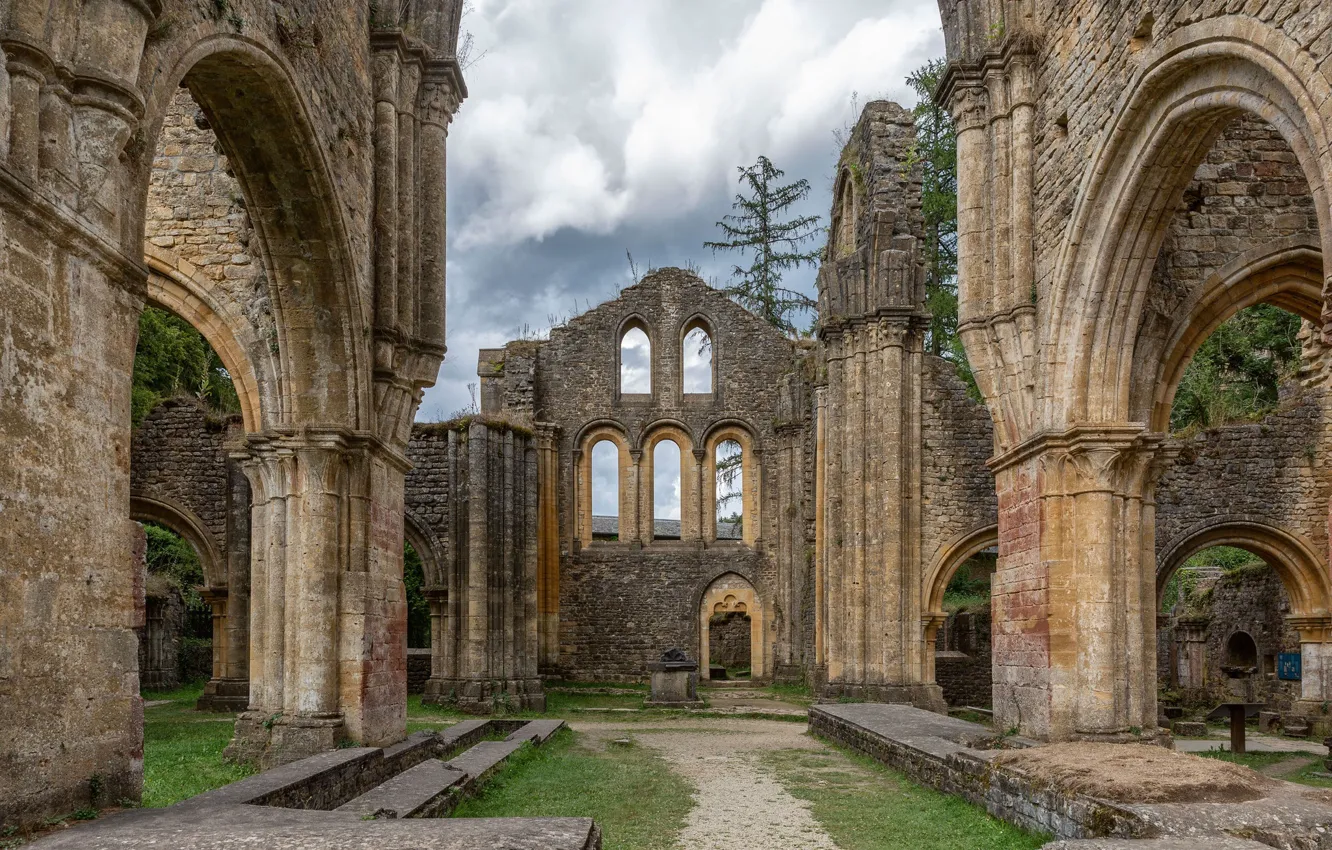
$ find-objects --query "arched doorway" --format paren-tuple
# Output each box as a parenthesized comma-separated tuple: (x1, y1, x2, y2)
(699, 573, 765, 682)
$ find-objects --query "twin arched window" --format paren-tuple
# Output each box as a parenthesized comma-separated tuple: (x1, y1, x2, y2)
(617, 318, 714, 397)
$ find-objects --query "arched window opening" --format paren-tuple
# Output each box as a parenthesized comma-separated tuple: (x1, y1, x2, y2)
(137, 521, 211, 692)
(709, 596, 752, 680)
(620, 326, 651, 394)
(683, 326, 713, 394)
(404, 541, 430, 649)
(715, 439, 743, 539)
(591, 440, 620, 541)
(1169, 304, 1302, 436)
(653, 439, 682, 539)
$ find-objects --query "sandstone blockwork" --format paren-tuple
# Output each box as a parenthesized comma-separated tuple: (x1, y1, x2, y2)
(0, 0, 466, 828)
(935, 0, 1332, 738)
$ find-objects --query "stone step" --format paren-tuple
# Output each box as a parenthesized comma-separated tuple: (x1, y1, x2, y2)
(437, 718, 494, 752)
(335, 758, 467, 819)
(444, 739, 527, 782)
(505, 719, 565, 744)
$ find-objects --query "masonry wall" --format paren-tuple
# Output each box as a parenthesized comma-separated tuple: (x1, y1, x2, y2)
(921, 356, 998, 565)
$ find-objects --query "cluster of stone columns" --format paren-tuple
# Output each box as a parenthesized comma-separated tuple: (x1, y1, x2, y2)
(813, 101, 943, 710)
(422, 422, 545, 713)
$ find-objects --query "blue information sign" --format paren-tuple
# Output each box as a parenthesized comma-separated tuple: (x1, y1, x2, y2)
(1278, 652, 1302, 681)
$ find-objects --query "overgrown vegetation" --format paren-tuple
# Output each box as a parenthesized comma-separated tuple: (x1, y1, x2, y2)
(706, 155, 823, 335)
(404, 542, 431, 648)
(142, 522, 207, 615)
(1170, 303, 1302, 434)
(760, 744, 1047, 850)
(941, 554, 995, 613)
(452, 730, 693, 850)
(132, 305, 240, 427)
(1159, 545, 1266, 613)
(141, 683, 254, 807)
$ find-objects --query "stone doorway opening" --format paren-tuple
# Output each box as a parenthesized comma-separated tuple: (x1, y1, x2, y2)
(708, 606, 752, 680)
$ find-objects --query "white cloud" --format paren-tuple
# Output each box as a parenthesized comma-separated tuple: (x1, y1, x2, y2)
(421, 0, 945, 418)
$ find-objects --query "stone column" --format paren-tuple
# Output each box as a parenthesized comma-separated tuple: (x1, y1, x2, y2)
(535, 423, 561, 671)
(989, 427, 1168, 740)
(423, 423, 544, 713)
(227, 435, 411, 767)
(1289, 616, 1332, 704)
(198, 457, 251, 712)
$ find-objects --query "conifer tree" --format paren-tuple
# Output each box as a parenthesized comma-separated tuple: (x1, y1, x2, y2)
(705, 155, 822, 334)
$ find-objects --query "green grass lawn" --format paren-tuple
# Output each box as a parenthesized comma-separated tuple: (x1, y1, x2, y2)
(760, 744, 1048, 850)
(451, 729, 692, 850)
(141, 682, 254, 807)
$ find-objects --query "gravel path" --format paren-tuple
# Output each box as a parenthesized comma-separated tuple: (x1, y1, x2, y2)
(572, 717, 841, 850)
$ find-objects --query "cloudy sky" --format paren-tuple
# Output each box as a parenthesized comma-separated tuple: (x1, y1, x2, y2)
(418, 0, 945, 422)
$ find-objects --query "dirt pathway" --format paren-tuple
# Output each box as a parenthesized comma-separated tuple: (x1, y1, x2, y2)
(572, 717, 840, 850)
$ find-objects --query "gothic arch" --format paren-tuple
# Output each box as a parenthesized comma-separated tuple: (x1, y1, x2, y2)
(403, 509, 446, 589)
(1044, 18, 1332, 432)
(1142, 237, 1323, 431)
(702, 420, 761, 545)
(143, 245, 270, 433)
(134, 34, 368, 431)
(680, 313, 716, 396)
(616, 314, 654, 398)
(923, 524, 1000, 616)
(699, 571, 767, 681)
(1156, 517, 1332, 619)
(575, 422, 632, 545)
(639, 421, 697, 542)
(130, 494, 225, 589)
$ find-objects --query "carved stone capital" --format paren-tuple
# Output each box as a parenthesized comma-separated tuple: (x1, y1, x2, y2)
(1288, 615, 1332, 643)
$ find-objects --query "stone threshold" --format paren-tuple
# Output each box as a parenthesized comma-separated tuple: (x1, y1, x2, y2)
(809, 703, 1332, 849)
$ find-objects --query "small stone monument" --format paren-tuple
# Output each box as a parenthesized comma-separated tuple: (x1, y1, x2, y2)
(645, 648, 704, 708)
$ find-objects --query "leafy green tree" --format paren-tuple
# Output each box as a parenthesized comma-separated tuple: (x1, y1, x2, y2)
(132, 305, 240, 426)
(706, 155, 823, 334)
(142, 521, 206, 612)
(906, 59, 975, 396)
(1170, 304, 1301, 432)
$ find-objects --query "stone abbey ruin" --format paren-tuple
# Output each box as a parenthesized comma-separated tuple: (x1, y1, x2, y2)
(6, 0, 1332, 846)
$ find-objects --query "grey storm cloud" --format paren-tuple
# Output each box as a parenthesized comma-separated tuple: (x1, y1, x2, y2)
(420, 0, 946, 514)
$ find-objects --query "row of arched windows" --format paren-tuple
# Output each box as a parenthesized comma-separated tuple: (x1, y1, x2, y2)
(618, 318, 714, 396)
(576, 423, 758, 547)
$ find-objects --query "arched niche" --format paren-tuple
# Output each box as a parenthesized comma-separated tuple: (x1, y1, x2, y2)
(830, 167, 858, 260)
(702, 421, 761, 546)
(699, 572, 766, 681)
(575, 422, 632, 546)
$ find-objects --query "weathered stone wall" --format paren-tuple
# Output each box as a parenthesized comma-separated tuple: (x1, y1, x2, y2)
(921, 357, 998, 566)
(709, 613, 753, 671)
(130, 400, 235, 567)
(935, 609, 994, 709)
(480, 268, 806, 682)
(0, 0, 464, 824)
(559, 546, 770, 680)
(1156, 386, 1330, 570)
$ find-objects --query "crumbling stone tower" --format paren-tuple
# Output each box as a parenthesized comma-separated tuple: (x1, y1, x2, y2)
(0, 0, 465, 827)
(935, 0, 1332, 740)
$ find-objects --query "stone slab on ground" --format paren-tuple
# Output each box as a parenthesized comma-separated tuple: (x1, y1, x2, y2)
(445, 739, 528, 781)
(334, 759, 467, 819)
(506, 719, 566, 744)
(810, 703, 1332, 846)
(27, 806, 601, 849)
